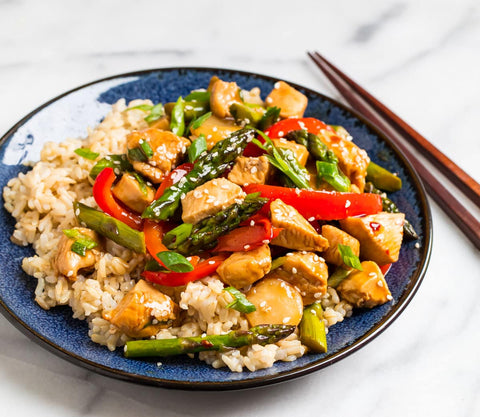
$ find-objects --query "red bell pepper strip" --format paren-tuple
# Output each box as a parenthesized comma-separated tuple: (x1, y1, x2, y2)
(92, 167, 143, 230)
(144, 220, 169, 265)
(214, 215, 281, 252)
(264, 117, 333, 138)
(379, 263, 392, 275)
(154, 162, 194, 199)
(142, 255, 227, 287)
(243, 184, 382, 220)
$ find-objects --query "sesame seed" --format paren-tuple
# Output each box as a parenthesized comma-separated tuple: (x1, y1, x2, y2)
(291, 267, 298, 274)
(260, 301, 267, 308)
(313, 255, 319, 261)
(308, 217, 315, 222)
(282, 317, 291, 324)
(262, 239, 270, 244)
(301, 251, 307, 255)
(266, 97, 273, 103)
(274, 82, 281, 89)
(67, 271, 73, 277)
(387, 294, 393, 300)
(278, 131, 284, 137)
(250, 220, 255, 226)
(75, 208, 80, 216)
(157, 362, 162, 367)
(244, 244, 251, 250)
(377, 280, 384, 287)
(208, 260, 216, 265)
(212, 127, 218, 132)
(286, 252, 293, 256)
(415, 242, 421, 249)
(152, 319, 158, 324)
(250, 166, 258, 174)
(295, 188, 301, 195)
(368, 272, 377, 277)
(314, 292, 322, 299)
(345, 200, 351, 208)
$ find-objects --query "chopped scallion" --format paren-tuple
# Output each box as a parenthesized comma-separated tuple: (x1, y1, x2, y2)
(157, 251, 194, 273)
(74, 148, 99, 160)
(338, 244, 363, 271)
(224, 287, 256, 313)
(188, 134, 207, 163)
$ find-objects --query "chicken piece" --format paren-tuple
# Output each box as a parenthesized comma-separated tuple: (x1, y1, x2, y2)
(217, 244, 271, 289)
(227, 156, 272, 186)
(265, 81, 308, 119)
(271, 252, 329, 304)
(270, 199, 329, 252)
(127, 128, 190, 183)
(246, 277, 304, 327)
(340, 212, 405, 265)
(181, 178, 245, 224)
(209, 79, 242, 119)
(321, 225, 360, 266)
(54, 227, 101, 280)
(112, 173, 155, 213)
(148, 115, 170, 131)
(337, 261, 392, 308)
(272, 138, 309, 166)
(317, 129, 370, 192)
(104, 279, 178, 338)
(190, 114, 241, 150)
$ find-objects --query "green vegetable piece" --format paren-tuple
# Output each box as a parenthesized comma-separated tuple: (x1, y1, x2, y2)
(364, 182, 418, 240)
(188, 135, 207, 163)
(229, 102, 264, 127)
(257, 106, 281, 131)
(74, 148, 99, 160)
(144, 103, 164, 124)
(128, 147, 149, 162)
(163, 223, 194, 248)
(299, 302, 327, 353)
(74, 202, 145, 253)
(157, 251, 194, 273)
(126, 104, 154, 112)
(316, 161, 351, 192)
(253, 131, 311, 189)
(286, 130, 337, 163)
(330, 125, 352, 140)
(170, 97, 185, 137)
(327, 266, 352, 288)
(164, 193, 267, 255)
(366, 162, 402, 192)
(139, 139, 154, 159)
(89, 154, 133, 179)
(63, 228, 98, 257)
(270, 256, 286, 271)
(191, 112, 212, 130)
(144, 259, 168, 272)
(124, 324, 295, 358)
(224, 287, 256, 313)
(184, 91, 211, 102)
(338, 244, 363, 271)
(143, 128, 255, 221)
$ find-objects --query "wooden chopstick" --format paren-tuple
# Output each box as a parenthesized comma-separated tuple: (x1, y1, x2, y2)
(309, 51, 480, 208)
(307, 51, 480, 250)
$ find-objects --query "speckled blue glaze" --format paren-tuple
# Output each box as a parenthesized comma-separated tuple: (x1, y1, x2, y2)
(0, 68, 431, 390)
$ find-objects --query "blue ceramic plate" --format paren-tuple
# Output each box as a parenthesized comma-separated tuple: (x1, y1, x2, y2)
(0, 67, 432, 390)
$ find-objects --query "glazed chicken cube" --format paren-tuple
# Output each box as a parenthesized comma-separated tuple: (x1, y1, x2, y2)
(317, 129, 370, 192)
(104, 279, 178, 338)
(112, 173, 155, 213)
(228, 156, 272, 186)
(270, 199, 329, 252)
(272, 138, 310, 166)
(217, 244, 272, 289)
(321, 225, 360, 266)
(337, 261, 392, 308)
(181, 178, 245, 224)
(271, 251, 329, 304)
(127, 128, 190, 183)
(54, 227, 101, 280)
(265, 81, 308, 119)
(190, 114, 241, 150)
(340, 212, 405, 265)
(209, 79, 242, 119)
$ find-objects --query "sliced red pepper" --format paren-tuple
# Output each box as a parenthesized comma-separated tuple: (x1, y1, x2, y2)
(144, 220, 170, 265)
(142, 255, 227, 287)
(264, 117, 333, 138)
(154, 162, 194, 199)
(92, 167, 143, 230)
(243, 184, 382, 220)
(214, 215, 281, 252)
(379, 263, 392, 275)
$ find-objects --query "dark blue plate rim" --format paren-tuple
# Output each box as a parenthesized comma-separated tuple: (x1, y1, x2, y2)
(0, 66, 432, 390)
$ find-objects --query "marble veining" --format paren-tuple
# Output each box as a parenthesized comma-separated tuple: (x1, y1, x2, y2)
(0, 0, 479, 416)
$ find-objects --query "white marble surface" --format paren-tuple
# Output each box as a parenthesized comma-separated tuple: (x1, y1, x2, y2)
(1, 0, 479, 416)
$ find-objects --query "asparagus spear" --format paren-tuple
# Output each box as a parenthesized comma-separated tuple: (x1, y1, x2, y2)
(164, 193, 268, 255)
(124, 324, 296, 358)
(143, 128, 256, 221)
(366, 162, 402, 192)
(74, 202, 146, 253)
(299, 302, 327, 353)
(364, 182, 418, 240)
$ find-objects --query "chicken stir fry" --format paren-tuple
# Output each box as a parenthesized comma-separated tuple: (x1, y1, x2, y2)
(63, 75, 416, 360)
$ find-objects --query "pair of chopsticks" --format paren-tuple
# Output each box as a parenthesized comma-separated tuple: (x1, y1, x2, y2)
(308, 51, 480, 250)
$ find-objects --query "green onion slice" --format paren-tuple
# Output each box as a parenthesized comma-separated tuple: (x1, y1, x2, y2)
(191, 112, 212, 131)
(170, 97, 185, 137)
(188, 134, 207, 163)
(224, 287, 256, 313)
(89, 154, 133, 179)
(144, 103, 164, 124)
(184, 91, 210, 102)
(338, 244, 363, 271)
(74, 148, 99, 160)
(157, 251, 194, 273)
(63, 229, 98, 257)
